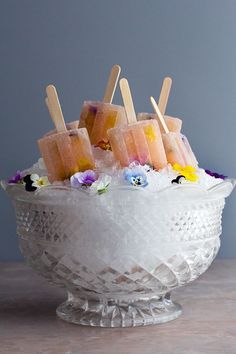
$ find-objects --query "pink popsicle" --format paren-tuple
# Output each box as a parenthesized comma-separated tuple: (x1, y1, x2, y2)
(137, 78, 182, 133)
(137, 112, 182, 133)
(38, 85, 95, 182)
(79, 65, 127, 146)
(150, 97, 198, 167)
(108, 79, 167, 169)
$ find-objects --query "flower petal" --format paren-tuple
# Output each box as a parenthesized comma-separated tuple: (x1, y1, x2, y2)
(205, 169, 227, 180)
(70, 170, 97, 187)
(8, 170, 24, 184)
(70, 174, 81, 188)
(173, 163, 182, 172)
(30, 174, 40, 182)
(40, 176, 50, 186)
(185, 165, 196, 173)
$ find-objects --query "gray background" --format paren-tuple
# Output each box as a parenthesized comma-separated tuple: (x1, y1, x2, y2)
(0, 0, 236, 260)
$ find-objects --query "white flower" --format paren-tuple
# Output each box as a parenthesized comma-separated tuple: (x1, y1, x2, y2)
(31, 174, 50, 189)
(90, 174, 112, 195)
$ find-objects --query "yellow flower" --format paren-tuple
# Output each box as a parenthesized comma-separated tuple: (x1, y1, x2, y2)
(144, 125, 156, 141)
(173, 163, 199, 182)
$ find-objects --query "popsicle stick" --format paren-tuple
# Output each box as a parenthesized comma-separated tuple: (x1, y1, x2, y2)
(158, 77, 172, 115)
(103, 64, 121, 103)
(150, 96, 169, 134)
(46, 85, 67, 132)
(45, 97, 56, 125)
(119, 78, 137, 124)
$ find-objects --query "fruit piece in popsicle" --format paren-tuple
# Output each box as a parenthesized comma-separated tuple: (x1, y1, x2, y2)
(150, 97, 198, 167)
(108, 79, 167, 169)
(137, 77, 182, 133)
(79, 65, 127, 146)
(90, 103, 126, 145)
(38, 85, 95, 182)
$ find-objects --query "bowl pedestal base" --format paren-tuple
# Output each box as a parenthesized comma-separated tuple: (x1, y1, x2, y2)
(56, 292, 182, 327)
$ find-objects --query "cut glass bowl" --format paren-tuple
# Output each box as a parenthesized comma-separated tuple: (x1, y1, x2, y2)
(3, 179, 235, 327)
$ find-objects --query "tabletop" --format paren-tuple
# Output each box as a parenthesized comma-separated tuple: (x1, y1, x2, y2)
(0, 260, 236, 354)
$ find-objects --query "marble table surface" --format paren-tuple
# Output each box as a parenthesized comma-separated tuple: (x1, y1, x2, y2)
(0, 260, 236, 354)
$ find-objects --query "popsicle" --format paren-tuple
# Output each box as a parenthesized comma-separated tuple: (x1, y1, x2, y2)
(79, 65, 127, 145)
(38, 85, 95, 182)
(137, 77, 182, 133)
(107, 79, 167, 169)
(150, 97, 197, 167)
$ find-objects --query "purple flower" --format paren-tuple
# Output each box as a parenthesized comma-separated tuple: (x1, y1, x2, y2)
(70, 170, 97, 188)
(8, 170, 23, 184)
(205, 170, 227, 180)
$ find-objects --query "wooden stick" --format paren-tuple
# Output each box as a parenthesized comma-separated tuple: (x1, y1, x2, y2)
(46, 85, 67, 132)
(119, 78, 137, 124)
(158, 77, 172, 115)
(45, 97, 55, 125)
(150, 96, 169, 134)
(103, 64, 121, 103)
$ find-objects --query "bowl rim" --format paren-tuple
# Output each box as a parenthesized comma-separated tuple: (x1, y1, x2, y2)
(2, 178, 235, 206)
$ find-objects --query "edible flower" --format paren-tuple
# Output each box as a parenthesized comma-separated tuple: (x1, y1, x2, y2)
(23, 174, 50, 192)
(31, 174, 50, 189)
(70, 170, 97, 188)
(172, 163, 199, 182)
(124, 167, 148, 187)
(8, 170, 24, 184)
(90, 174, 112, 195)
(95, 140, 112, 151)
(205, 169, 227, 180)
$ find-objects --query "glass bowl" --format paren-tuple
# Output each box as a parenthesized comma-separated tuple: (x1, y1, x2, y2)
(3, 179, 235, 327)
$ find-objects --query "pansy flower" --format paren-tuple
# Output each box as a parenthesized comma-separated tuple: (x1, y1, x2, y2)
(31, 174, 50, 189)
(70, 170, 97, 188)
(173, 163, 199, 182)
(90, 174, 112, 195)
(8, 170, 24, 184)
(124, 168, 148, 187)
(23, 174, 50, 192)
(205, 169, 227, 180)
